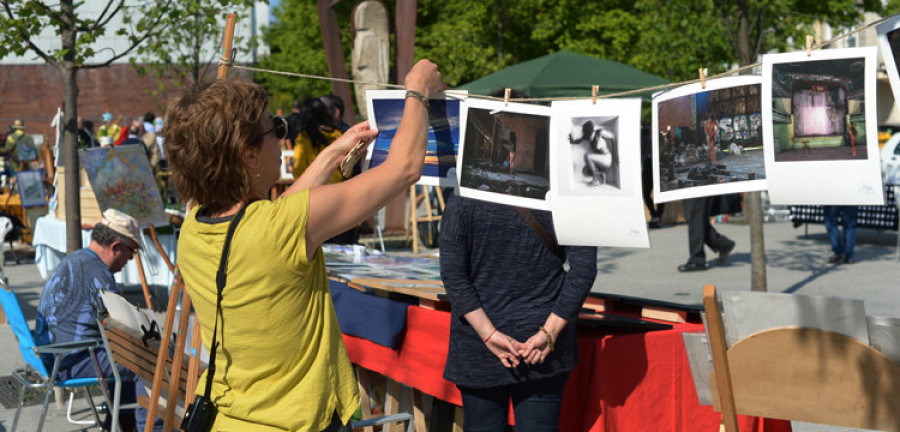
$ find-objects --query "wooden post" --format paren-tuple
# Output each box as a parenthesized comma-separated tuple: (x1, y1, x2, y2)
(133, 251, 154, 310)
(408, 185, 444, 253)
(409, 186, 419, 254)
(357, 368, 375, 432)
(385, 378, 402, 432)
(703, 285, 739, 432)
(316, 0, 357, 124)
(144, 272, 181, 432)
(148, 225, 174, 272)
(164, 290, 193, 430)
(217, 13, 237, 80)
(185, 314, 203, 401)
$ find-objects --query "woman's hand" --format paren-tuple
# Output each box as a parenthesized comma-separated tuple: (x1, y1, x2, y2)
(485, 330, 523, 368)
(326, 121, 379, 161)
(404, 59, 446, 98)
(518, 330, 552, 365)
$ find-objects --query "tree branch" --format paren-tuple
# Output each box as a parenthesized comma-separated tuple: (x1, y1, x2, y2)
(81, 8, 176, 69)
(752, 7, 765, 61)
(1, 0, 57, 68)
(89, 0, 125, 32)
(716, 0, 740, 56)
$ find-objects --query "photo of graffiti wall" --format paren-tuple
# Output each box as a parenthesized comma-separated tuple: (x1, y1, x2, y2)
(655, 79, 765, 195)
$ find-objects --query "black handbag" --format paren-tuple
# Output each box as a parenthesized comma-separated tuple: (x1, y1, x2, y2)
(181, 201, 254, 432)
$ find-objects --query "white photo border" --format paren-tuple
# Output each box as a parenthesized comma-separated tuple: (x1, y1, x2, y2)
(652, 75, 767, 204)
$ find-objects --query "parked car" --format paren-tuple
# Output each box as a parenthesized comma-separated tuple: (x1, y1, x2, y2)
(881, 132, 900, 186)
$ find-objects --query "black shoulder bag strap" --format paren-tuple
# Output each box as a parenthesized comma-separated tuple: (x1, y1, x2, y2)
(203, 200, 255, 402)
(514, 207, 565, 262)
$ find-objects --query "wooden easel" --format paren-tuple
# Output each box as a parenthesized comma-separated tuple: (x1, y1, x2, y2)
(142, 14, 239, 432)
(407, 185, 444, 253)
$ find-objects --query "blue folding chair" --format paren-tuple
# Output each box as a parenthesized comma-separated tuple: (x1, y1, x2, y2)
(0, 282, 113, 432)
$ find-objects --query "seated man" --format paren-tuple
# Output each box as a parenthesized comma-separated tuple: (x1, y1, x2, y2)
(36, 209, 162, 431)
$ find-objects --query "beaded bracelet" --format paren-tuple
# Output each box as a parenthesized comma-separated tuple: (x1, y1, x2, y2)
(406, 89, 430, 111)
(539, 326, 554, 352)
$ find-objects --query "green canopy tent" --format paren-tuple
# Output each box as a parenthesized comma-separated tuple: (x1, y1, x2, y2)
(456, 50, 668, 100)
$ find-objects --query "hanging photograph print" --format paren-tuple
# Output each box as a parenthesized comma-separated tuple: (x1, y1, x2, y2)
(365, 90, 464, 187)
(548, 99, 648, 248)
(652, 76, 767, 203)
(457, 98, 552, 210)
(877, 15, 900, 108)
(762, 47, 884, 205)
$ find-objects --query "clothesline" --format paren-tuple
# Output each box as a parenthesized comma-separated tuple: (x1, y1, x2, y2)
(231, 13, 891, 103)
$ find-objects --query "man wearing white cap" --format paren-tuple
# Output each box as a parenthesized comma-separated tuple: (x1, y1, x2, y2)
(36, 209, 161, 431)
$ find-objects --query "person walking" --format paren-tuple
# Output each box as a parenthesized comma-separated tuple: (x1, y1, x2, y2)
(823, 205, 858, 264)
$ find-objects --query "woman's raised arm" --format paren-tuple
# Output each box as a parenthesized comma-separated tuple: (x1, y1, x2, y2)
(304, 60, 445, 258)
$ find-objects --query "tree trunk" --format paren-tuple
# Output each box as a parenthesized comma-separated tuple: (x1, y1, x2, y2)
(62, 67, 81, 253)
(60, 1, 82, 253)
(736, 0, 767, 292)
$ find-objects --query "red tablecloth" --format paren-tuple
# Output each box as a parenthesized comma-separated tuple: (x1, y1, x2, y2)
(343, 306, 792, 432)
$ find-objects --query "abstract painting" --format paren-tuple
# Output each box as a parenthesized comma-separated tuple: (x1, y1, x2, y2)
(79, 146, 168, 227)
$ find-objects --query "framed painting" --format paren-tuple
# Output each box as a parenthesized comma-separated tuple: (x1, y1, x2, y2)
(79, 146, 169, 227)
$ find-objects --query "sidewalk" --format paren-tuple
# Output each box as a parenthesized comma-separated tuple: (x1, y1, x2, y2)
(1, 220, 896, 431)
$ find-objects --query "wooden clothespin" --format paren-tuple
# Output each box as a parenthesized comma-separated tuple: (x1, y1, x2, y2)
(592, 85, 599, 104)
(806, 35, 814, 56)
(504, 88, 511, 106)
(699, 68, 708, 90)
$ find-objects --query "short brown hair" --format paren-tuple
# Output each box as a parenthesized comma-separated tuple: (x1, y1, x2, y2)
(163, 79, 268, 214)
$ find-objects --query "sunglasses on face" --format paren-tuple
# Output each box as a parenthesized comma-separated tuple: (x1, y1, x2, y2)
(258, 115, 288, 141)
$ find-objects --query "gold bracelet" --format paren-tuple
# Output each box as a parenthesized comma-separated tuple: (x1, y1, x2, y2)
(539, 326, 554, 352)
(405, 89, 430, 111)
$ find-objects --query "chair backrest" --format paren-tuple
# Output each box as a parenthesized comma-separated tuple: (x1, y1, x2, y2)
(0, 285, 49, 377)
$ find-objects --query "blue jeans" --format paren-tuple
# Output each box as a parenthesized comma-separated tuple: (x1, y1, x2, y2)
(823, 205, 858, 259)
(458, 373, 569, 432)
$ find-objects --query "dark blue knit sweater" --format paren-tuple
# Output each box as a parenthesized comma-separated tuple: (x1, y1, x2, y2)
(440, 195, 598, 387)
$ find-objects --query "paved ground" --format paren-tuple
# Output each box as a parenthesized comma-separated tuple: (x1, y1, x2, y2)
(1, 218, 897, 431)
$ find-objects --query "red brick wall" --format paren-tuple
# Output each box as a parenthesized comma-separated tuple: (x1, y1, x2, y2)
(0, 63, 250, 143)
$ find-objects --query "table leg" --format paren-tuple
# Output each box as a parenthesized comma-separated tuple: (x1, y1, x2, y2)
(452, 406, 464, 432)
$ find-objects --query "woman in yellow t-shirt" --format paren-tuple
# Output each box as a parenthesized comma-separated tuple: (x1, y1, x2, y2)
(164, 61, 445, 432)
(293, 97, 343, 183)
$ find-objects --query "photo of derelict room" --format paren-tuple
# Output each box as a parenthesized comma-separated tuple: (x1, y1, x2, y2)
(460, 105, 551, 201)
(771, 57, 868, 162)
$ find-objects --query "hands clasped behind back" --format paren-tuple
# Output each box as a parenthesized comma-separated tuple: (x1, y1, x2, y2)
(486, 329, 553, 368)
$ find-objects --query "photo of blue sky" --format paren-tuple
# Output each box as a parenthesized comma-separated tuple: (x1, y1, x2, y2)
(368, 97, 461, 185)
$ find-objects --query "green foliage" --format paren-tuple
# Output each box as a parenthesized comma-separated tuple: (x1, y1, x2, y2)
(130, 0, 262, 102)
(257, 0, 356, 114)
(251, 0, 880, 112)
(0, 1, 172, 67)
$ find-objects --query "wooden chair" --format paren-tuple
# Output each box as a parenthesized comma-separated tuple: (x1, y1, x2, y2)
(703, 285, 900, 431)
